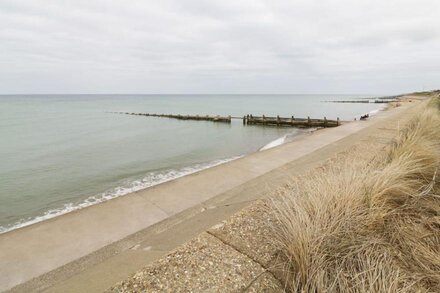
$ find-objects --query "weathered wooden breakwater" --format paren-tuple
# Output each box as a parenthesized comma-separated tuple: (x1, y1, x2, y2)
(112, 112, 340, 128)
(323, 99, 397, 104)
(115, 112, 232, 123)
(243, 115, 340, 128)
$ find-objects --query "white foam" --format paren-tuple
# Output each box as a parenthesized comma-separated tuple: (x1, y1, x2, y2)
(369, 104, 387, 116)
(260, 135, 287, 151)
(0, 156, 242, 234)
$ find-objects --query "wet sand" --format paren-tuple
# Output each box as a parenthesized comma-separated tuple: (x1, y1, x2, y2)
(1, 98, 422, 292)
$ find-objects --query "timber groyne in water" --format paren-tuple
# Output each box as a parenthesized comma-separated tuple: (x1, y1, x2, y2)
(243, 115, 340, 128)
(112, 112, 341, 128)
(323, 99, 397, 104)
(114, 112, 232, 123)
(323, 95, 402, 103)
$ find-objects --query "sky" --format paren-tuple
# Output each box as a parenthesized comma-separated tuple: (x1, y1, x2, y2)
(0, 0, 439, 94)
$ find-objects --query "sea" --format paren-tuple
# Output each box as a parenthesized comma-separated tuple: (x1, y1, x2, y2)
(0, 94, 383, 233)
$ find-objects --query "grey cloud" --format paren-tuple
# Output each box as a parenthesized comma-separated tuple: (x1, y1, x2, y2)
(0, 0, 439, 94)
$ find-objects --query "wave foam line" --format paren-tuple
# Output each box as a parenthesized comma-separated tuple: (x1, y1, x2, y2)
(369, 104, 387, 116)
(260, 135, 288, 151)
(0, 156, 242, 234)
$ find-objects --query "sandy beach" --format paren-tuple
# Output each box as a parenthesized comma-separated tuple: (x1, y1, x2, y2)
(1, 97, 423, 292)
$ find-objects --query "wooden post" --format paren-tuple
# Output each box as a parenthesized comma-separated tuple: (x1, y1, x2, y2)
(308, 116, 311, 126)
(324, 117, 327, 127)
(337, 117, 340, 126)
(277, 115, 280, 125)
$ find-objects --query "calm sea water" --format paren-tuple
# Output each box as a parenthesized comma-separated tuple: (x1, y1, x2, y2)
(0, 94, 382, 233)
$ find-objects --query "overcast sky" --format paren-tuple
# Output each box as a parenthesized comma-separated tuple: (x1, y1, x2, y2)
(1, 0, 439, 94)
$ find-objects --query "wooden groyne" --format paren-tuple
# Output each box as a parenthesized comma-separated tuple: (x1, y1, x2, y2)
(114, 112, 232, 123)
(349, 95, 403, 100)
(323, 95, 402, 103)
(243, 115, 340, 128)
(324, 99, 397, 104)
(112, 112, 341, 128)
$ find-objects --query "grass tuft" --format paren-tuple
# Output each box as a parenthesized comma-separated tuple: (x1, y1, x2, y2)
(271, 99, 440, 292)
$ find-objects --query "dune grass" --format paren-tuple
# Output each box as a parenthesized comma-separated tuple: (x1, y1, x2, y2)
(271, 98, 440, 292)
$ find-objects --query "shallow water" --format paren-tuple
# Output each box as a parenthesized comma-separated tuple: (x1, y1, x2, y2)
(0, 94, 381, 232)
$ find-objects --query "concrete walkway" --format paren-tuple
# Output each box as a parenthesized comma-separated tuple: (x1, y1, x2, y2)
(2, 99, 422, 292)
(110, 100, 425, 292)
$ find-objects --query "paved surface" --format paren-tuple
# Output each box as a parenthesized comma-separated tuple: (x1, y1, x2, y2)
(109, 100, 424, 292)
(2, 98, 423, 292)
(112, 232, 283, 292)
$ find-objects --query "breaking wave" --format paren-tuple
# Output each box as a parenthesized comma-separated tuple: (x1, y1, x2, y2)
(0, 156, 241, 234)
(260, 135, 288, 151)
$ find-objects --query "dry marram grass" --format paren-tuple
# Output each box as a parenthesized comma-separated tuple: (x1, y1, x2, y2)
(271, 98, 440, 292)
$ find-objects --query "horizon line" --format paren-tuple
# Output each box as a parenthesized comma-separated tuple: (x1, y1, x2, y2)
(0, 92, 397, 96)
